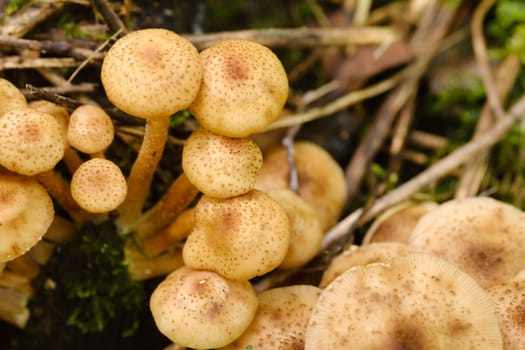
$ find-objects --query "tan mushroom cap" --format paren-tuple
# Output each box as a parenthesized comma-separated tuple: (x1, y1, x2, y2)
(409, 197, 525, 289)
(266, 189, 323, 269)
(190, 40, 289, 137)
(362, 200, 438, 244)
(101, 28, 201, 120)
(0, 78, 27, 117)
(220, 284, 321, 349)
(29, 100, 69, 148)
(320, 242, 422, 287)
(149, 266, 258, 349)
(305, 253, 503, 349)
(183, 190, 290, 281)
(182, 127, 263, 198)
(67, 104, 115, 155)
(70, 158, 127, 213)
(488, 279, 525, 350)
(0, 107, 66, 175)
(0, 176, 54, 262)
(255, 141, 347, 230)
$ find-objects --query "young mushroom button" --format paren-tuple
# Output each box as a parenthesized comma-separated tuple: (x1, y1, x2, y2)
(67, 104, 115, 156)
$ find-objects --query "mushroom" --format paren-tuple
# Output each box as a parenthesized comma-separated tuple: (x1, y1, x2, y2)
(183, 189, 290, 281)
(319, 242, 422, 287)
(101, 28, 201, 228)
(190, 39, 289, 137)
(0, 78, 27, 117)
(0, 107, 66, 176)
(266, 189, 323, 269)
(0, 175, 54, 263)
(67, 104, 115, 157)
(305, 253, 503, 349)
(220, 284, 321, 349)
(362, 200, 438, 244)
(408, 196, 525, 289)
(255, 141, 347, 230)
(0, 287, 30, 328)
(70, 158, 127, 213)
(182, 127, 263, 198)
(149, 266, 258, 349)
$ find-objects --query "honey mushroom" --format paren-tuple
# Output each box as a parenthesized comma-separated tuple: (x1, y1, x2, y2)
(149, 266, 258, 349)
(0, 78, 27, 116)
(305, 253, 503, 349)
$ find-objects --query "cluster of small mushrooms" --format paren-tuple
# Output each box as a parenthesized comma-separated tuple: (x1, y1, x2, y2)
(1, 26, 524, 350)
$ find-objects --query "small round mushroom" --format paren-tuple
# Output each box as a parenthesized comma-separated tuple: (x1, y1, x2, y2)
(409, 196, 525, 289)
(255, 141, 347, 230)
(149, 266, 258, 349)
(190, 39, 289, 137)
(319, 242, 422, 287)
(266, 189, 323, 269)
(67, 104, 115, 156)
(0, 175, 54, 262)
(0, 107, 66, 175)
(488, 279, 525, 350)
(182, 127, 263, 198)
(0, 78, 27, 117)
(183, 190, 290, 281)
(305, 253, 503, 349)
(220, 284, 321, 349)
(70, 158, 127, 213)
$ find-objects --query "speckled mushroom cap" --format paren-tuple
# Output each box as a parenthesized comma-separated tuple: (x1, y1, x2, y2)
(67, 104, 115, 155)
(182, 127, 263, 198)
(101, 28, 201, 120)
(255, 141, 347, 230)
(70, 158, 127, 213)
(320, 242, 422, 287)
(189, 40, 289, 137)
(29, 100, 69, 148)
(0, 176, 54, 262)
(149, 266, 258, 349)
(488, 279, 525, 350)
(220, 285, 321, 350)
(0, 78, 27, 117)
(0, 107, 66, 175)
(305, 253, 503, 349)
(183, 190, 290, 281)
(408, 197, 525, 289)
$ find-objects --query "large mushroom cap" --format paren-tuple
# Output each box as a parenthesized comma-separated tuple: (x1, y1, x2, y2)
(220, 284, 321, 349)
(101, 28, 201, 120)
(190, 39, 289, 137)
(305, 253, 503, 349)
(182, 127, 263, 198)
(409, 196, 525, 289)
(183, 190, 290, 281)
(149, 266, 258, 349)
(0, 107, 66, 175)
(0, 176, 54, 262)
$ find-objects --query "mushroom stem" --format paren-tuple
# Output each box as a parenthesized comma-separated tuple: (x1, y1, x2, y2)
(116, 117, 169, 232)
(131, 173, 199, 239)
(0, 287, 30, 328)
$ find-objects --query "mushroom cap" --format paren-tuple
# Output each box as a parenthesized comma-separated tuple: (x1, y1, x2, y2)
(255, 141, 347, 230)
(67, 104, 115, 154)
(182, 127, 263, 198)
(266, 189, 323, 269)
(70, 158, 127, 213)
(101, 28, 201, 120)
(488, 279, 525, 350)
(0, 78, 27, 117)
(149, 266, 258, 349)
(0, 107, 66, 175)
(29, 100, 69, 148)
(305, 253, 503, 349)
(362, 201, 438, 244)
(320, 242, 421, 287)
(189, 39, 289, 137)
(183, 190, 290, 281)
(220, 285, 321, 349)
(0, 176, 54, 262)
(409, 197, 525, 289)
